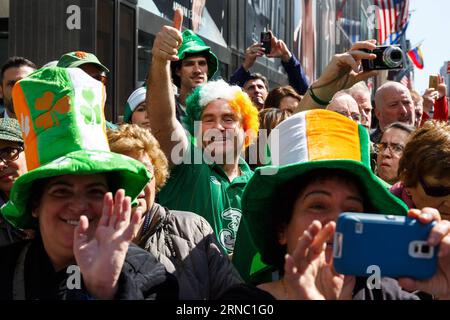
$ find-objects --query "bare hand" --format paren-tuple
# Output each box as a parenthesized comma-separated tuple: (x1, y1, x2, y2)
(311, 40, 379, 102)
(243, 43, 265, 71)
(152, 9, 183, 62)
(437, 75, 447, 99)
(73, 189, 142, 299)
(266, 31, 292, 62)
(398, 208, 450, 299)
(423, 88, 439, 113)
(282, 221, 355, 300)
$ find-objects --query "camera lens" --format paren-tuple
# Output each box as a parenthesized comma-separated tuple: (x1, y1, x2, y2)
(383, 46, 404, 68)
(421, 245, 430, 254)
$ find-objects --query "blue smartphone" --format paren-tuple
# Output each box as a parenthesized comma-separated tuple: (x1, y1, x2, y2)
(333, 213, 438, 280)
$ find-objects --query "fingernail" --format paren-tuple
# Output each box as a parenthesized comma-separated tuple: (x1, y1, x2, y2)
(421, 213, 430, 220)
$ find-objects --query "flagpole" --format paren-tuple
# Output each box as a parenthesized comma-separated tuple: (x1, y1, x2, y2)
(410, 39, 425, 49)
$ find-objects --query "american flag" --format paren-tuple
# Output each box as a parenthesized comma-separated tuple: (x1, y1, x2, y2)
(374, 0, 410, 45)
(447, 61, 450, 74)
(400, 75, 410, 88)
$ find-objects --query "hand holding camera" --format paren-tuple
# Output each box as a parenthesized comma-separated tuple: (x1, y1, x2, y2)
(333, 212, 438, 280)
(260, 30, 292, 62)
(243, 42, 265, 71)
(299, 40, 378, 111)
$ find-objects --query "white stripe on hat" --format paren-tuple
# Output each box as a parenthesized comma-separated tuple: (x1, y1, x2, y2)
(67, 68, 110, 152)
(268, 112, 308, 166)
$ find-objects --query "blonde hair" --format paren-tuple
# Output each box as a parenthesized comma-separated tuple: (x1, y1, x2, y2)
(107, 124, 169, 191)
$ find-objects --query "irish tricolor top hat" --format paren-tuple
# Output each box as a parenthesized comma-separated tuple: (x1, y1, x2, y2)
(241, 109, 408, 269)
(2, 67, 150, 228)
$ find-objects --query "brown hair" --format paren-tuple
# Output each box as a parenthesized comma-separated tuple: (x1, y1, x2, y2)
(107, 124, 169, 191)
(263, 85, 302, 109)
(243, 73, 269, 91)
(258, 108, 293, 137)
(398, 121, 450, 187)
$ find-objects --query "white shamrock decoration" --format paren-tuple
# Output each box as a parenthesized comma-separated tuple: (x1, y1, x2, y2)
(20, 114, 31, 137)
(46, 156, 71, 169)
(88, 152, 114, 163)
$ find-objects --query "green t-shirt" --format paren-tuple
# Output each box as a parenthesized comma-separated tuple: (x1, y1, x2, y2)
(158, 144, 253, 255)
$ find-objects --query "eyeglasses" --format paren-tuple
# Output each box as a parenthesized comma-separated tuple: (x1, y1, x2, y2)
(0, 146, 24, 163)
(419, 176, 450, 197)
(374, 142, 405, 157)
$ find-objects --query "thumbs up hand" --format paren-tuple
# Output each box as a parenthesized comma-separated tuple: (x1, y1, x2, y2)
(152, 9, 184, 62)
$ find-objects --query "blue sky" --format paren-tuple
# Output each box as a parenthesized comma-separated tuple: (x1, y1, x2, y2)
(406, 0, 450, 93)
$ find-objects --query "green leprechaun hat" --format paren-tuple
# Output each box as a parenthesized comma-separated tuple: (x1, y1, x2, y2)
(171, 30, 218, 87)
(1, 67, 150, 229)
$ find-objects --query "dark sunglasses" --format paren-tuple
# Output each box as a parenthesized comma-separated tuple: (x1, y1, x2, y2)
(419, 176, 450, 197)
(93, 74, 108, 85)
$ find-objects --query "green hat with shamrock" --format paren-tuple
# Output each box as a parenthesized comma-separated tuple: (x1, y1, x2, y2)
(57, 51, 109, 73)
(1, 67, 150, 229)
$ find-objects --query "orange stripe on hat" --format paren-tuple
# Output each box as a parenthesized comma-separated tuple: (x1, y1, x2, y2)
(12, 84, 40, 170)
(305, 110, 361, 162)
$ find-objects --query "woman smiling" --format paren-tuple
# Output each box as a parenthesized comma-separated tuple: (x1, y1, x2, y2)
(0, 67, 177, 300)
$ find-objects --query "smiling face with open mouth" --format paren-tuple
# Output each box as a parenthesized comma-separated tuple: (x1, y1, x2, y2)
(200, 99, 245, 163)
(33, 174, 109, 268)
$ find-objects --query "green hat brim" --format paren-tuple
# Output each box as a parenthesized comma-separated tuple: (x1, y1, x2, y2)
(65, 60, 110, 74)
(242, 159, 408, 270)
(178, 46, 219, 80)
(1, 150, 150, 229)
(123, 103, 133, 124)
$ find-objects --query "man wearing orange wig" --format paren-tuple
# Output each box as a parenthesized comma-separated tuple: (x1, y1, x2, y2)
(146, 10, 259, 255)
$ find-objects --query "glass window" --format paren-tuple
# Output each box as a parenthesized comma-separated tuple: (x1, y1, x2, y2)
(118, 3, 136, 121)
(96, 0, 114, 121)
(137, 30, 154, 84)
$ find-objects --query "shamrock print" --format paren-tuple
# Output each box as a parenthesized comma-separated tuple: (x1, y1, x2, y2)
(88, 152, 113, 162)
(75, 51, 88, 59)
(34, 92, 71, 129)
(80, 89, 102, 125)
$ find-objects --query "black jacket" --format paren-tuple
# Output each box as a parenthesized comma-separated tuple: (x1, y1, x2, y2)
(219, 277, 419, 300)
(0, 236, 178, 300)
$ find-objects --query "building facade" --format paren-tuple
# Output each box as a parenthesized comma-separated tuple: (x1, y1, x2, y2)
(2, 0, 414, 121)
(4, 0, 301, 122)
